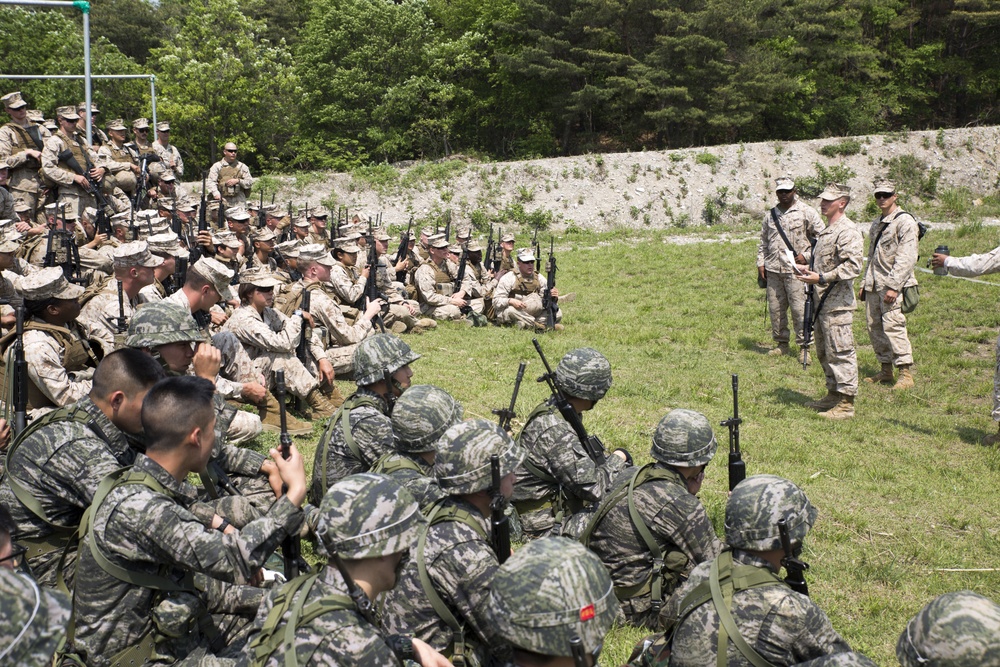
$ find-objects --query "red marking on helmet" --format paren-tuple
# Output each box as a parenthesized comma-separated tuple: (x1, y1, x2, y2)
(580, 604, 595, 621)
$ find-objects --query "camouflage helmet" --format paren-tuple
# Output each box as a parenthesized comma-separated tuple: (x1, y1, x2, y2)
(434, 418, 526, 495)
(792, 653, 878, 667)
(651, 409, 718, 467)
(391, 384, 464, 454)
(125, 301, 204, 348)
(896, 591, 1000, 667)
(555, 348, 612, 401)
(314, 473, 426, 560)
(489, 537, 618, 657)
(353, 333, 420, 386)
(724, 475, 818, 552)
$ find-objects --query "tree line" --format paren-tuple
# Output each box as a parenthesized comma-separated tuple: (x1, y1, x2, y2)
(2, 0, 997, 176)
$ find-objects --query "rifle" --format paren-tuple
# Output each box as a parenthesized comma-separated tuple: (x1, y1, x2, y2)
(491, 227, 503, 272)
(532, 225, 541, 273)
(330, 551, 377, 624)
(778, 518, 810, 596)
(720, 374, 745, 491)
(116, 280, 128, 334)
(169, 256, 188, 296)
(453, 246, 472, 315)
(443, 210, 451, 242)
(42, 227, 57, 268)
(170, 198, 181, 238)
(274, 370, 303, 581)
(542, 237, 558, 330)
(362, 220, 387, 333)
(216, 199, 226, 230)
(485, 224, 495, 272)
(493, 361, 526, 433)
(569, 636, 589, 667)
(129, 206, 139, 241)
(296, 289, 311, 364)
(257, 190, 266, 229)
(381, 367, 397, 413)
(801, 239, 818, 370)
(532, 338, 606, 464)
(11, 305, 28, 435)
(131, 152, 160, 210)
(489, 454, 511, 564)
(393, 216, 412, 282)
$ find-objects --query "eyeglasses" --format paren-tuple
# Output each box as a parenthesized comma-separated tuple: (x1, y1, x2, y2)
(135, 128, 148, 133)
(224, 149, 237, 154)
(776, 189, 794, 195)
(875, 193, 894, 200)
(0, 542, 28, 570)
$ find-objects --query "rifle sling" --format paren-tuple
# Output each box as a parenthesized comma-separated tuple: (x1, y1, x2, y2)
(769, 207, 798, 256)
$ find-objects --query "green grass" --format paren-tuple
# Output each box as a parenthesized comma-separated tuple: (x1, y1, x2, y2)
(254, 221, 1000, 665)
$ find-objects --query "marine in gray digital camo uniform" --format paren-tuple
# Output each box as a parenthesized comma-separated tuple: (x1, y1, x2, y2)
(896, 590, 1000, 667)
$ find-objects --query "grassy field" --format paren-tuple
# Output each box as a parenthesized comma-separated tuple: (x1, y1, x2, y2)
(253, 218, 1000, 666)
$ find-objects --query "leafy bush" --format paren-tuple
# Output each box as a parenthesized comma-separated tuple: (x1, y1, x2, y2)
(887, 154, 939, 198)
(819, 139, 862, 157)
(796, 163, 858, 199)
(351, 163, 400, 192)
(695, 152, 720, 167)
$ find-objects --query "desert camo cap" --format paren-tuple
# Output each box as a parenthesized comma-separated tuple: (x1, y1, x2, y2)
(26, 109, 44, 122)
(725, 474, 817, 551)
(56, 105, 79, 120)
(651, 408, 718, 467)
(147, 233, 188, 258)
(428, 234, 448, 249)
(1, 91, 27, 109)
(297, 243, 335, 267)
(897, 591, 1000, 667)
(239, 269, 281, 288)
(308, 206, 330, 219)
(107, 118, 127, 131)
(456, 226, 471, 240)
(126, 300, 206, 348)
(314, 473, 425, 560)
(212, 231, 241, 249)
(13, 202, 31, 214)
(391, 385, 464, 453)
(373, 229, 391, 242)
(156, 121, 170, 132)
(77, 102, 99, 114)
(132, 117, 150, 129)
(114, 240, 164, 269)
(556, 348, 612, 401)
(447, 244, 462, 255)
(334, 240, 361, 254)
(191, 256, 236, 301)
(818, 182, 851, 201)
(251, 227, 277, 243)
(466, 240, 483, 252)
(774, 176, 795, 191)
(873, 179, 897, 195)
(501, 232, 515, 243)
(353, 333, 420, 386)
(226, 207, 251, 222)
(15, 266, 85, 301)
(516, 248, 535, 263)
(0, 229, 21, 253)
(433, 418, 526, 495)
(275, 240, 303, 258)
(490, 537, 618, 657)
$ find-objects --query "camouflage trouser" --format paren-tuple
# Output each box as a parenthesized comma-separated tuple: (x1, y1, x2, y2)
(56, 187, 95, 221)
(10, 185, 40, 219)
(420, 302, 465, 320)
(815, 310, 858, 396)
(496, 293, 561, 329)
(212, 332, 263, 385)
(227, 409, 263, 446)
(385, 302, 419, 331)
(865, 289, 913, 366)
(766, 270, 807, 345)
(252, 352, 319, 398)
(469, 297, 485, 314)
(324, 344, 358, 378)
(109, 169, 137, 195)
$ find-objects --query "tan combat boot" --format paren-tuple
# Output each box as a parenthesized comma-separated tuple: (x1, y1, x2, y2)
(864, 363, 894, 384)
(259, 391, 312, 435)
(893, 365, 914, 390)
(983, 424, 1000, 447)
(321, 383, 346, 409)
(390, 321, 408, 335)
(819, 394, 855, 420)
(806, 392, 840, 411)
(768, 343, 791, 357)
(305, 387, 339, 420)
(416, 318, 437, 329)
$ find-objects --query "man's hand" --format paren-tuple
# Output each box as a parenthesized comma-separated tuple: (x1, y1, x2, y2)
(758, 265, 766, 281)
(364, 298, 385, 321)
(241, 382, 267, 405)
(884, 289, 898, 305)
(210, 310, 229, 327)
(411, 638, 453, 667)
(360, 266, 370, 279)
(794, 253, 806, 265)
(300, 311, 315, 328)
(930, 253, 948, 269)
(269, 443, 307, 507)
(550, 287, 559, 300)
(261, 459, 283, 498)
(85, 233, 108, 249)
(449, 295, 468, 308)
(793, 267, 820, 285)
(404, 302, 417, 316)
(193, 343, 222, 381)
(318, 358, 335, 386)
(196, 230, 214, 248)
(225, 178, 240, 187)
(509, 298, 526, 310)
(0, 418, 10, 452)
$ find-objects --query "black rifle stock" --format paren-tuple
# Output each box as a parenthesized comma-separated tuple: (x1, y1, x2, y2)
(454, 246, 472, 315)
(532, 338, 606, 464)
(443, 209, 451, 242)
(169, 257, 188, 297)
(489, 454, 511, 564)
(778, 518, 810, 596)
(296, 290, 311, 364)
(116, 280, 128, 334)
(381, 367, 397, 413)
(542, 237, 558, 330)
(532, 226, 541, 273)
(493, 361, 527, 433)
(12, 305, 28, 435)
(274, 370, 302, 581)
(485, 224, 495, 272)
(393, 216, 412, 282)
(330, 551, 377, 624)
(362, 220, 387, 333)
(720, 374, 745, 491)
(43, 227, 57, 268)
(801, 239, 818, 370)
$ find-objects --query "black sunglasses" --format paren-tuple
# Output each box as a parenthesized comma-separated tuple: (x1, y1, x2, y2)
(0, 542, 28, 570)
(875, 192, 894, 199)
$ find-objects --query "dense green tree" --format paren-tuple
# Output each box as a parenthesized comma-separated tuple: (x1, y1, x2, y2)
(90, 0, 165, 64)
(149, 0, 298, 173)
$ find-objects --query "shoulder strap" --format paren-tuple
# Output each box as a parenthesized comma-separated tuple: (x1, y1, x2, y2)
(415, 502, 483, 667)
(82, 470, 196, 593)
(371, 452, 424, 476)
(769, 208, 797, 254)
(317, 395, 381, 499)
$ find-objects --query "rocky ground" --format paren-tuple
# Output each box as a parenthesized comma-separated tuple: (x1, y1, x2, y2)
(208, 126, 1000, 231)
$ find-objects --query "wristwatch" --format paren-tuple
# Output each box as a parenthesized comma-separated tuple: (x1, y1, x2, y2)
(818, 273, 827, 286)
(386, 634, 415, 662)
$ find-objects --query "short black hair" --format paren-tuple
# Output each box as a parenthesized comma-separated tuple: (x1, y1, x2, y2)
(92, 348, 166, 399)
(141, 376, 216, 452)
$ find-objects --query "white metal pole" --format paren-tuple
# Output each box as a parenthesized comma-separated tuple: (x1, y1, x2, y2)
(81, 1, 92, 146)
(150, 75, 157, 129)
